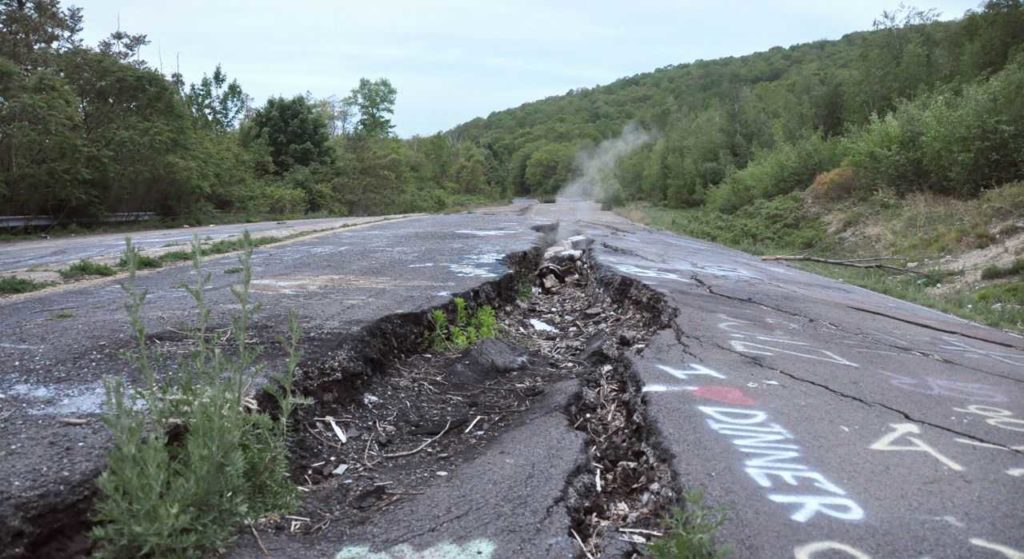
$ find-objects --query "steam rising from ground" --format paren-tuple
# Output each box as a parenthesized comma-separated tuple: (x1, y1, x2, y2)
(560, 122, 654, 201)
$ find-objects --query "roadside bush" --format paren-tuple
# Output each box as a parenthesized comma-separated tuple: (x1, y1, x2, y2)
(707, 134, 841, 213)
(59, 259, 117, 280)
(0, 276, 51, 294)
(981, 259, 1024, 280)
(91, 235, 304, 557)
(846, 56, 1024, 197)
(117, 246, 162, 270)
(243, 182, 307, 217)
(806, 166, 860, 204)
(635, 193, 828, 255)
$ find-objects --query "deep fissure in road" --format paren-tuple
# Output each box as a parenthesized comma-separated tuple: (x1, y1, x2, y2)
(18, 230, 691, 558)
(253, 235, 687, 555)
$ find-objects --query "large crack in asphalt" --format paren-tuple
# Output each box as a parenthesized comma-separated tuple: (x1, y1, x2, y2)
(14, 224, 700, 559)
(238, 232, 690, 558)
(848, 305, 1022, 350)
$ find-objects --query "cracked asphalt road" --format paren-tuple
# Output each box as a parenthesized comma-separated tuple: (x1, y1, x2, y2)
(0, 215, 400, 273)
(535, 201, 1024, 558)
(2, 199, 1022, 558)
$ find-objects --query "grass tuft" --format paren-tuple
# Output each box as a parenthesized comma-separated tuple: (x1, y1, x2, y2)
(981, 259, 1024, 281)
(117, 245, 163, 270)
(59, 259, 117, 280)
(0, 276, 51, 294)
(647, 490, 730, 559)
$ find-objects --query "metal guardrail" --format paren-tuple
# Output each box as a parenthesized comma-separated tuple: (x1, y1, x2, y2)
(0, 212, 157, 229)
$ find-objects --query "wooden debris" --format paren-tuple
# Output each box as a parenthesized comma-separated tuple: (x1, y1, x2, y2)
(761, 255, 926, 275)
(324, 416, 347, 444)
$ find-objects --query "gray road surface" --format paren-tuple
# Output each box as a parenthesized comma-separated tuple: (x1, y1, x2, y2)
(2, 200, 1022, 558)
(0, 215, 397, 273)
(540, 202, 1024, 559)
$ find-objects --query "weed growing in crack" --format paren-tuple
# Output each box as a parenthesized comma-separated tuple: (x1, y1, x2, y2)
(516, 279, 534, 301)
(646, 490, 730, 559)
(430, 297, 498, 351)
(59, 259, 117, 280)
(0, 275, 52, 294)
(91, 233, 304, 558)
(117, 244, 162, 270)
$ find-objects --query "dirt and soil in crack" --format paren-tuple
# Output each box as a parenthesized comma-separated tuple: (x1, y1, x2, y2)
(252, 242, 684, 557)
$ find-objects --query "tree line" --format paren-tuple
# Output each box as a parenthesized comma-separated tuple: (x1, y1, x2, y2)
(0, 0, 501, 222)
(2, 1, 1022, 223)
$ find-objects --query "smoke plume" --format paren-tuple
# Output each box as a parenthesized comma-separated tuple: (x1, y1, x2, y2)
(559, 122, 654, 201)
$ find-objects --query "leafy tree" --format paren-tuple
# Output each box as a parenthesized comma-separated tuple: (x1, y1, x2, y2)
(347, 77, 397, 138)
(313, 95, 355, 137)
(180, 65, 248, 131)
(0, 0, 82, 67)
(97, 29, 147, 65)
(243, 95, 332, 174)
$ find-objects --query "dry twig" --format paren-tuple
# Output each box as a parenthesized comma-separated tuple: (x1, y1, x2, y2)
(249, 524, 269, 556)
(571, 528, 596, 559)
(382, 420, 451, 458)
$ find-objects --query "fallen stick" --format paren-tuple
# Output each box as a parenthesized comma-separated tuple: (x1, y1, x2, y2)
(761, 255, 926, 275)
(249, 524, 269, 556)
(571, 528, 596, 559)
(382, 420, 451, 458)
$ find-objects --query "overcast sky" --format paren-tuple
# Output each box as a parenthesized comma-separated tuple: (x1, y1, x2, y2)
(76, 0, 980, 137)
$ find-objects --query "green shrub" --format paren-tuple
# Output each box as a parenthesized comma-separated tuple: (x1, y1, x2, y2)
(981, 259, 1024, 280)
(846, 56, 1024, 197)
(707, 134, 841, 213)
(806, 166, 860, 204)
(118, 245, 163, 270)
(90, 235, 303, 557)
(59, 259, 117, 280)
(0, 276, 51, 294)
(159, 251, 193, 263)
(638, 193, 828, 255)
(430, 297, 498, 351)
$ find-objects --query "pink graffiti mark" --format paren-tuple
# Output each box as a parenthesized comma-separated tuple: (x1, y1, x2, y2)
(693, 385, 756, 406)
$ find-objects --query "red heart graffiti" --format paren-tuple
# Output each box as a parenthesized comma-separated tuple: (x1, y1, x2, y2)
(693, 385, 756, 406)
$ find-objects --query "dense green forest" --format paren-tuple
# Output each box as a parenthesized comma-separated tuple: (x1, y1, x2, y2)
(1, 1, 1022, 224)
(0, 0, 500, 221)
(451, 1, 1024, 211)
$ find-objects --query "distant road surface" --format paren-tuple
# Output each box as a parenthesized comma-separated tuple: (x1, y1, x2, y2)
(0, 215, 397, 273)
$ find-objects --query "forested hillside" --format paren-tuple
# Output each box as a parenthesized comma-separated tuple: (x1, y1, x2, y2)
(2, 1, 1022, 228)
(450, 2, 1023, 209)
